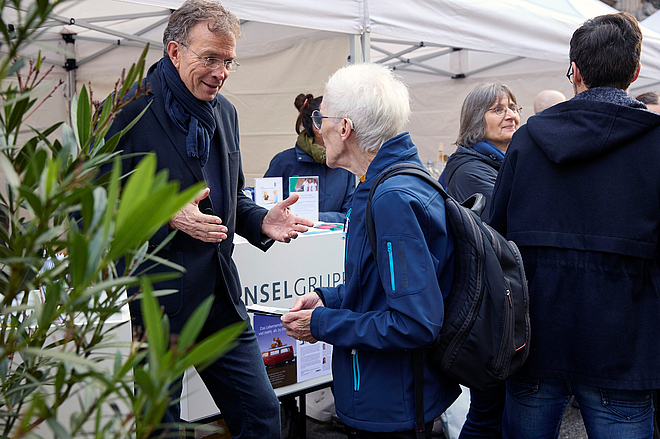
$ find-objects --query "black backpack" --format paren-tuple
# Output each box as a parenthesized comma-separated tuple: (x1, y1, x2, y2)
(365, 163, 530, 432)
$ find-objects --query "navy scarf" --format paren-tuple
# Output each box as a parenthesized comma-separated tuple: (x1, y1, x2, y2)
(471, 140, 505, 161)
(157, 56, 217, 167)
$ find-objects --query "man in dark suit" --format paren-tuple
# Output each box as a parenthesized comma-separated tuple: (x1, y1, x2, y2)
(105, 1, 313, 437)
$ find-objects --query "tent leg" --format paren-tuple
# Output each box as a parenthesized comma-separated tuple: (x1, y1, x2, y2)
(63, 33, 77, 126)
(349, 32, 371, 64)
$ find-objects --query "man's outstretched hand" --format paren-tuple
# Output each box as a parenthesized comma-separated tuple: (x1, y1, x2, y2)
(261, 193, 314, 243)
(169, 188, 228, 242)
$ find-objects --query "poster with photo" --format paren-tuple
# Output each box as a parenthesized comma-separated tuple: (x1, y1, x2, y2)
(289, 176, 319, 222)
(254, 177, 282, 210)
(253, 312, 333, 388)
(255, 314, 297, 389)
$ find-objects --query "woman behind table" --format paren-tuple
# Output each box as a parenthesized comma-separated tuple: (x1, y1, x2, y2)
(440, 83, 521, 439)
(264, 94, 355, 223)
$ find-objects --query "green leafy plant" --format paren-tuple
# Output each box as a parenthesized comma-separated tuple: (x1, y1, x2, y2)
(0, 1, 243, 438)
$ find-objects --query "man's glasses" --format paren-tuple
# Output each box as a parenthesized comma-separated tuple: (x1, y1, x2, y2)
(311, 109, 355, 131)
(179, 42, 240, 72)
(487, 105, 522, 116)
(567, 64, 574, 85)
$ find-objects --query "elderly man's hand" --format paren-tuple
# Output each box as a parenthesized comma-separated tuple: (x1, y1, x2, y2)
(261, 193, 314, 243)
(281, 309, 317, 343)
(169, 188, 228, 242)
(290, 292, 324, 312)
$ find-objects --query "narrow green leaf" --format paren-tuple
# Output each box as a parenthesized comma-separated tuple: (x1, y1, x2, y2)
(139, 279, 166, 366)
(178, 322, 245, 372)
(20, 347, 102, 371)
(70, 92, 79, 146)
(77, 85, 91, 148)
(47, 417, 73, 439)
(133, 366, 155, 398)
(61, 124, 77, 159)
(0, 152, 20, 190)
(176, 296, 213, 352)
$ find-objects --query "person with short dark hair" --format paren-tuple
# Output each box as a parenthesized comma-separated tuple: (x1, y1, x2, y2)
(264, 93, 355, 223)
(103, 1, 313, 437)
(489, 12, 660, 438)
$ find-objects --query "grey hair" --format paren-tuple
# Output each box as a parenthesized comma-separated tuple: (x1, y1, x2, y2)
(456, 83, 518, 148)
(323, 63, 410, 153)
(162, 0, 242, 56)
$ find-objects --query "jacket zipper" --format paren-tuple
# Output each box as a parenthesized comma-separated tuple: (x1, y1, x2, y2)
(494, 279, 515, 378)
(440, 209, 484, 372)
(352, 349, 360, 391)
(344, 208, 352, 262)
(387, 242, 395, 291)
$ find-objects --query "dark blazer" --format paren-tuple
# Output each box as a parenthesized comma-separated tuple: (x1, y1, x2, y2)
(105, 61, 270, 333)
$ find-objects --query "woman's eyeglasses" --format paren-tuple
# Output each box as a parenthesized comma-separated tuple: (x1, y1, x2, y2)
(487, 105, 522, 116)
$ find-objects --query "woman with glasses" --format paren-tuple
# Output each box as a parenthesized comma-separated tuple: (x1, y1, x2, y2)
(439, 82, 520, 439)
(264, 93, 355, 223)
(441, 83, 520, 220)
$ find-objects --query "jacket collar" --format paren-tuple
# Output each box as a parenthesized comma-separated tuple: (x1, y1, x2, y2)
(294, 142, 316, 163)
(364, 132, 420, 183)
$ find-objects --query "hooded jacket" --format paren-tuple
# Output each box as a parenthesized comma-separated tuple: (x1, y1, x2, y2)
(312, 133, 460, 432)
(489, 88, 660, 389)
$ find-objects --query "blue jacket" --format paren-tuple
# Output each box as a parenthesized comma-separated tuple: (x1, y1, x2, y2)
(264, 143, 355, 223)
(489, 89, 660, 390)
(442, 141, 504, 219)
(312, 133, 460, 432)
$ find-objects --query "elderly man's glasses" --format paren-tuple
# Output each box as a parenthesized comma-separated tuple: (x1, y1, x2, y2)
(567, 64, 574, 84)
(487, 105, 522, 116)
(179, 42, 240, 72)
(311, 109, 354, 131)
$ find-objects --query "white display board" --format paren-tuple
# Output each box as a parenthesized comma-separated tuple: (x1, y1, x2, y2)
(180, 230, 344, 422)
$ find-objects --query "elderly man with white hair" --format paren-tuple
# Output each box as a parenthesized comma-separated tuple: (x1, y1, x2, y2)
(281, 63, 460, 438)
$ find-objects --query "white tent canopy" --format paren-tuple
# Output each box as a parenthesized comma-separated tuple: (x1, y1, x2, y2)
(125, 0, 660, 78)
(10, 0, 660, 182)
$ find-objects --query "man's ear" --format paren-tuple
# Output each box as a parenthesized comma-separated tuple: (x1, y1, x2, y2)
(340, 118, 353, 141)
(167, 41, 182, 69)
(573, 62, 583, 87)
(631, 63, 642, 84)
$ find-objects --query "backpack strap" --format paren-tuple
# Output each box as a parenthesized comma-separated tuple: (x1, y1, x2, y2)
(365, 162, 486, 437)
(366, 162, 485, 259)
(366, 163, 448, 260)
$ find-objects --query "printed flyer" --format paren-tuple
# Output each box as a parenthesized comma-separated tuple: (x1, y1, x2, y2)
(254, 314, 332, 389)
(254, 177, 282, 210)
(289, 176, 319, 222)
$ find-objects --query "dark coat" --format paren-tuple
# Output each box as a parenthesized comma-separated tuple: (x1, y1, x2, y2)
(313, 133, 460, 432)
(489, 93, 660, 389)
(264, 143, 355, 223)
(443, 142, 503, 219)
(105, 61, 270, 333)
